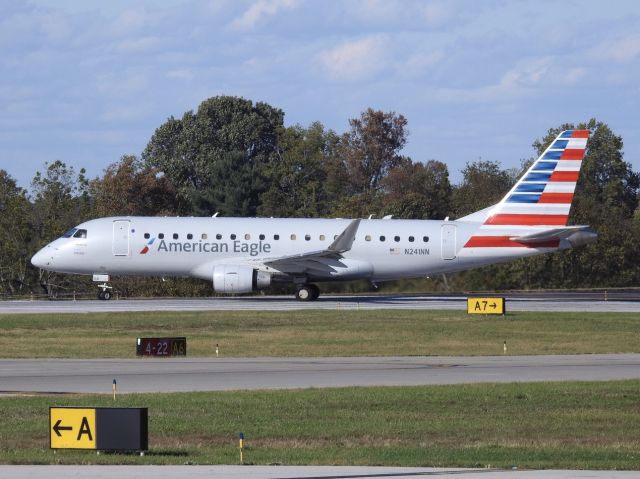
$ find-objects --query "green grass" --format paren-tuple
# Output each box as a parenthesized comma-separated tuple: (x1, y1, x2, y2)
(1, 381, 640, 468)
(0, 310, 639, 358)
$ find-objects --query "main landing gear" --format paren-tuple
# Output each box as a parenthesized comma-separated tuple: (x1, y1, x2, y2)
(295, 284, 320, 301)
(97, 283, 113, 301)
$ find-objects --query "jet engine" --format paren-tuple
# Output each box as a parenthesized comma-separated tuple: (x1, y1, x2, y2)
(212, 265, 271, 294)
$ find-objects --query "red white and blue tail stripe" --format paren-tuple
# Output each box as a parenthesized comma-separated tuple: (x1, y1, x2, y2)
(464, 129, 589, 249)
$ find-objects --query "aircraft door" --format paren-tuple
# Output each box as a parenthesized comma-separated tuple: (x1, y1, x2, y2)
(112, 220, 131, 256)
(441, 224, 457, 260)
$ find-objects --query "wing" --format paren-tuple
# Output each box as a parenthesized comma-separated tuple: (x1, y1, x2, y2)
(256, 219, 361, 274)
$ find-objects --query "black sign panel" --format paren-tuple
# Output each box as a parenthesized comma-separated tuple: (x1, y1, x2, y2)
(136, 337, 187, 357)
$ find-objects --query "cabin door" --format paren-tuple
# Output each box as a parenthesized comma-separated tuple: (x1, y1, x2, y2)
(112, 220, 131, 256)
(441, 224, 457, 260)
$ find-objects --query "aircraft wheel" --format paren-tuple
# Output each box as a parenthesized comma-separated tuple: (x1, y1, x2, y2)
(102, 290, 112, 301)
(308, 283, 320, 301)
(296, 285, 316, 301)
(97, 291, 104, 300)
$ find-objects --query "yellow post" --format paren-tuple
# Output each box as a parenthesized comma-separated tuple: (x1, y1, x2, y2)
(112, 379, 117, 400)
(239, 432, 244, 463)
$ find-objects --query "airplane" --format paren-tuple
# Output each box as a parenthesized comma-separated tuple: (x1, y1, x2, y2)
(31, 129, 597, 301)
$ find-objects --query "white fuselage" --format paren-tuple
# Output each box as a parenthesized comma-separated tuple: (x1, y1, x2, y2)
(31, 216, 556, 284)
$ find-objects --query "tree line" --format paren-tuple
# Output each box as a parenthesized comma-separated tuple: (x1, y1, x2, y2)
(1, 96, 638, 297)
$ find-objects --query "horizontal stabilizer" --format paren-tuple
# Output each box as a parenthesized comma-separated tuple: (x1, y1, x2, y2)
(511, 226, 597, 246)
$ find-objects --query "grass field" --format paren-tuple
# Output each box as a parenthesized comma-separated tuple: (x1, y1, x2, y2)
(0, 310, 639, 358)
(2, 309, 639, 469)
(1, 381, 640, 468)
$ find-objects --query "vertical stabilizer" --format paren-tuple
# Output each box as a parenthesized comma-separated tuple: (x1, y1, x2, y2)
(464, 129, 589, 248)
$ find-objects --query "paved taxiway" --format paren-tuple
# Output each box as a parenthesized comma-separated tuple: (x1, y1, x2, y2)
(2, 354, 639, 394)
(1, 293, 639, 313)
(0, 465, 638, 479)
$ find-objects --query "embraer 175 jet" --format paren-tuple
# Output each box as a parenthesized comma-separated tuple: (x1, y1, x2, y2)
(31, 130, 597, 301)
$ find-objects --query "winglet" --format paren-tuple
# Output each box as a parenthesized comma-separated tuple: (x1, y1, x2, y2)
(328, 219, 361, 253)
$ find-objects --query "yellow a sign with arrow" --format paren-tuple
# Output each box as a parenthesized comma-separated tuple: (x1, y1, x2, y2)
(50, 408, 96, 449)
(467, 297, 506, 315)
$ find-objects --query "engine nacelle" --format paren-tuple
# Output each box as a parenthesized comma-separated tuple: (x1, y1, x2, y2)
(212, 265, 271, 294)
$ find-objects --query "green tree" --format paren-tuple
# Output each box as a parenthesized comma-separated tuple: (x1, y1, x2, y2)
(258, 122, 338, 217)
(451, 160, 515, 218)
(30, 161, 92, 297)
(142, 95, 284, 216)
(382, 159, 452, 219)
(0, 171, 32, 295)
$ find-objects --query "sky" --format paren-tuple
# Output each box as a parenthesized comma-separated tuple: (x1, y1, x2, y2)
(1, 0, 639, 190)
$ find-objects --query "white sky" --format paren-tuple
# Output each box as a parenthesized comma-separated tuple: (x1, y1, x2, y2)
(1, 0, 639, 189)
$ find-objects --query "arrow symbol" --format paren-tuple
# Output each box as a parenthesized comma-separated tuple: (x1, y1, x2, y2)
(53, 419, 73, 437)
(489, 302, 497, 308)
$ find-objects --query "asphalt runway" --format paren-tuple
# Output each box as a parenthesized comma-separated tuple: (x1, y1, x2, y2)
(1, 292, 639, 314)
(2, 354, 639, 394)
(0, 466, 638, 479)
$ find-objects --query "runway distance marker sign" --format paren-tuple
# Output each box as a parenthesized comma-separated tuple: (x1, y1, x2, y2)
(467, 297, 506, 315)
(136, 337, 186, 357)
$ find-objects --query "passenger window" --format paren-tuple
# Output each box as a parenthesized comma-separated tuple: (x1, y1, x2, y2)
(73, 229, 87, 239)
(231, 234, 236, 240)
(259, 234, 265, 240)
(245, 234, 251, 240)
(274, 234, 280, 240)
(62, 228, 77, 238)
(394, 236, 400, 242)
(305, 234, 311, 241)
(144, 233, 150, 239)
(423, 236, 429, 242)
(159, 233, 164, 239)
(380, 236, 386, 242)
(365, 235, 371, 241)
(409, 236, 414, 242)
(187, 233, 193, 240)
(173, 233, 179, 240)
(202, 233, 208, 240)
(290, 234, 297, 240)
(216, 234, 222, 240)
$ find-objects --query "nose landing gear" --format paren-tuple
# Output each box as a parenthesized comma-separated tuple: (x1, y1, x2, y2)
(97, 283, 113, 301)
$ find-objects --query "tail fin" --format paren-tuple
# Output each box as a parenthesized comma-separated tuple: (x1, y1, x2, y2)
(463, 129, 590, 249)
(484, 129, 589, 227)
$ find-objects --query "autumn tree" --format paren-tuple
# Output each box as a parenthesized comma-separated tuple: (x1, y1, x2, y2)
(328, 108, 408, 217)
(90, 155, 177, 217)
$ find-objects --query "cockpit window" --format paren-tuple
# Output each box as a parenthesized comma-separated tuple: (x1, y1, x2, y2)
(73, 229, 87, 239)
(62, 228, 77, 238)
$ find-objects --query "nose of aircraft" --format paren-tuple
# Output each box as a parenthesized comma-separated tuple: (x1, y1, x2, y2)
(31, 246, 53, 269)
